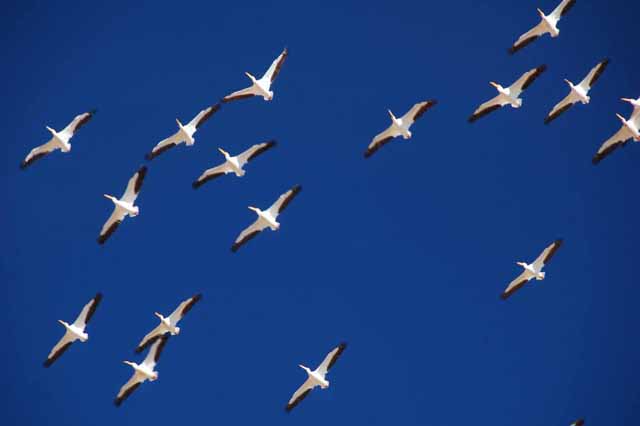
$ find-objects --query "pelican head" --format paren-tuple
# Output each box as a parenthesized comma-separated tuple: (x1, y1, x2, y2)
(248, 206, 260, 214)
(123, 361, 135, 367)
(218, 147, 229, 157)
(621, 97, 639, 106)
(536, 8, 545, 18)
(616, 113, 627, 124)
(387, 109, 397, 121)
(58, 320, 68, 328)
(298, 364, 311, 374)
(103, 194, 116, 202)
(154, 312, 164, 321)
(489, 81, 502, 91)
(516, 261, 527, 268)
(46, 126, 56, 134)
(176, 118, 183, 127)
(245, 72, 256, 82)
(564, 78, 574, 87)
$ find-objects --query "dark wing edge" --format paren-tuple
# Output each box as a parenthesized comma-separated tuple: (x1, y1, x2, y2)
(180, 294, 203, 317)
(508, 35, 539, 55)
(114, 382, 142, 407)
(152, 335, 170, 363)
(195, 104, 221, 129)
(20, 152, 50, 170)
(326, 342, 348, 371)
(468, 104, 502, 123)
(84, 293, 104, 325)
(73, 111, 96, 134)
(246, 140, 277, 162)
(501, 279, 528, 301)
(521, 65, 547, 91)
(413, 100, 438, 122)
(588, 59, 610, 88)
(145, 142, 177, 161)
(134, 166, 148, 194)
(364, 136, 393, 158)
(271, 48, 288, 83)
(135, 334, 162, 354)
(43, 342, 73, 368)
(277, 185, 302, 214)
(544, 103, 574, 125)
(285, 388, 313, 413)
(561, 0, 577, 17)
(592, 140, 627, 165)
(192, 172, 225, 189)
(221, 93, 256, 103)
(542, 239, 563, 264)
(97, 220, 122, 245)
(231, 230, 261, 253)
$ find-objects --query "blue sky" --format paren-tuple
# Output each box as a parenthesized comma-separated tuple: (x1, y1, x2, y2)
(2, 0, 639, 424)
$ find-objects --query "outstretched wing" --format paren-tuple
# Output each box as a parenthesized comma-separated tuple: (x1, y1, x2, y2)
(146, 131, 183, 160)
(286, 378, 316, 413)
(237, 140, 277, 167)
(509, 21, 547, 55)
(121, 166, 147, 203)
(468, 95, 508, 123)
(58, 110, 96, 139)
(316, 342, 347, 376)
(72, 293, 103, 330)
(142, 335, 170, 370)
(231, 219, 269, 252)
(167, 294, 202, 324)
(187, 104, 220, 129)
(532, 239, 563, 270)
(222, 86, 260, 103)
(267, 185, 302, 217)
(192, 163, 233, 189)
(44, 332, 76, 367)
(549, 0, 577, 23)
(400, 100, 438, 127)
(578, 59, 610, 92)
(20, 139, 58, 169)
(135, 324, 166, 354)
(509, 65, 547, 98)
(501, 271, 532, 300)
(114, 372, 143, 407)
(262, 48, 288, 83)
(364, 125, 400, 158)
(97, 206, 127, 245)
(544, 92, 577, 124)
(592, 126, 632, 165)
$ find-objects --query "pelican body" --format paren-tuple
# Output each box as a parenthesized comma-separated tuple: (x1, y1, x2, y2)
(491, 82, 523, 108)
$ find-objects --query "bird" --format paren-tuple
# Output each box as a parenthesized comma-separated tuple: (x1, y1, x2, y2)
(592, 110, 640, 165)
(222, 48, 288, 103)
(145, 104, 220, 160)
(44, 293, 103, 367)
(20, 110, 96, 169)
(621, 96, 640, 121)
(570, 420, 585, 426)
(364, 100, 438, 158)
(231, 185, 301, 252)
(286, 342, 347, 413)
(545, 59, 610, 124)
(135, 294, 202, 353)
(192, 140, 277, 189)
(501, 239, 563, 300)
(468, 65, 547, 123)
(114, 335, 169, 407)
(509, 0, 577, 54)
(97, 166, 147, 245)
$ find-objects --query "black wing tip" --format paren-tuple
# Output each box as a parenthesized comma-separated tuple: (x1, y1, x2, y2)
(364, 150, 373, 158)
(43, 359, 53, 368)
(145, 152, 155, 161)
(500, 293, 510, 300)
(20, 161, 28, 170)
(94, 292, 104, 302)
(554, 238, 564, 247)
(231, 244, 240, 253)
(192, 293, 203, 302)
(192, 180, 202, 189)
(291, 184, 302, 194)
(574, 419, 585, 426)
(137, 165, 148, 176)
(114, 398, 123, 407)
(592, 155, 602, 165)
(468, 115, 478, 123)
(134, 346, 144, 354)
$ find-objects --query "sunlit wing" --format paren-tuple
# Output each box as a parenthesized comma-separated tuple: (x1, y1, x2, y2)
(71, 293, 103, 329)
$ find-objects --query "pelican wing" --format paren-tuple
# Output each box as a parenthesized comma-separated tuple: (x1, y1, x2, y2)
(286, 378, 316, 412)
(509, 21, 547, 54)
(262, 48, 288, 83)
(44, 332, 75, 367)
(192, 163, 233, 189)
(20, 139, 58, 169)
(468, 95, 508, 123)
(121, 166, 147, 204)
(400, 100, 438, 127)
(97, 206, 127, 245)
(142, 335, 169, 370)
(267, 185, 302, 217)
(222, 86, 260, 103)
(231, 218, 269, 252)
(578, 59, 610, 92)
(168, 294, 202, 324)
(237, 140, 277, 167)
(592, 127, 632, 165)
(629, 99, 640, 123)
(135, 324, 166, 354)
(501, 271, 532, 300)
(114, 372, 144, 406)
(549, 0, 577, 22)
(71, 293, 103, 329)
(544, 92, 577, 124)
(146, 131, 182, 160)
(364, 126, 400, 158)
(58, 110, 95, 139)
(532, 239, 563, 270)
(571, 419, 585, 426)
(509, 65, 547, 98)
(316, 342, 347, 375)
(187, 104, 220, 129)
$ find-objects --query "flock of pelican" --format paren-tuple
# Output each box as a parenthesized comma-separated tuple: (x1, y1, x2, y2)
(20, 0, 632, 420)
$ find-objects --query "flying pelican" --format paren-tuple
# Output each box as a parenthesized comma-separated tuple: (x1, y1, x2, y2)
(145, 104, 220, 160)
(509, 0, 577, 54)
(545, 59, 610, 124)
(592, 111, 640, 165)
(44, 293, 103, 367)
(114, 335, 169, 406)
(286, 342, 347, 413)
(468, 66, 547, 123)
(192, 140, 277, 189)
(21, 110, 96, 169)
(222, 48, 288, 103)
(621, 96, 640, 121)
(232, 185, 301, 252)
(135, 294, 202, 353)
(364, 100, 438, 158)
(98, 166, 147, 245)
(501, 239, 563, 300)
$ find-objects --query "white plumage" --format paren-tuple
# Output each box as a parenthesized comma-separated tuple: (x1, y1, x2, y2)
(545, 59, 610, 124)
(509, 0, 577, 54)
(364, 100, 438, 158)
(286, 343, 347, 412)
(146, 105, 220, 160)
(44, 293, 103, 367)
(98, 166, 147, 245)
(21, 110, 96, 169)
(592, 110, 640, 165)
(222, 48, 288, 103)
(469, 66, 547, 123)
(501, 240, 563, 300)
(192, 140, 277, 189)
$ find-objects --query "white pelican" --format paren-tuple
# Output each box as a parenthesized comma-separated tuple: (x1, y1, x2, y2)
(114, 335, 169, 406)
(21, 110, 96, 169)
(44, 293, 103, 367)
(621, 96, 640, 121)
(545, 59, 610, 124)
(509, 0, 577, 54)
(592, 111, 640, 165)
(98, 166, 147, 245)
(501, 239, 563, 300)
(286, 342, 347, 413)
(192, 140, 277, 189)
(135, 294, 202, 353)
(468, 65, 547, 123)
(145, 104, 220, 160)
(364, 100, 438, 158)
(232, 185, 301, 252)
(222, 48, 288, 103)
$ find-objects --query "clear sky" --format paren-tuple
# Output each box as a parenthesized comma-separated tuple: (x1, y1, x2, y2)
(2, 0, 639, 425)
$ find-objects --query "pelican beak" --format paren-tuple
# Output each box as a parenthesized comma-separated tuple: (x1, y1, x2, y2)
(248, 206, 258, 212)
(616, 113, 626, 122)
(154, 312, 162, 319)
(57, 320, 65, 326)
(564, 79, 572, 86)
(176, 118, 183, 127)
(298, 364, 306, 370)
(621, 98, 633, 103)
(46, 126, 55, 133)
(103, 194, 111, 200)
(218, 148, 227, 156)
(537, 8, 545, 17)
(489, 81, 499, 89)
(245, 72, 255, 80)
